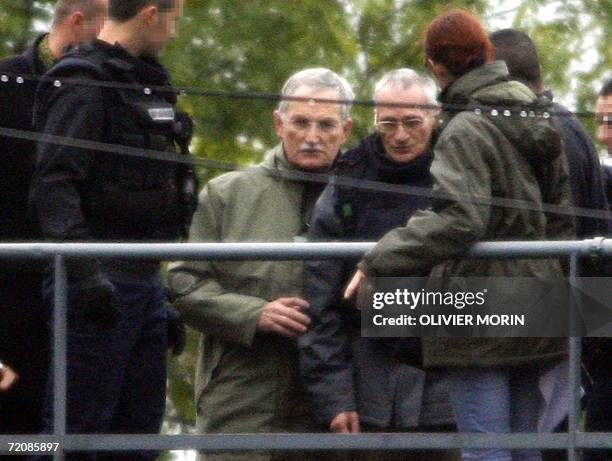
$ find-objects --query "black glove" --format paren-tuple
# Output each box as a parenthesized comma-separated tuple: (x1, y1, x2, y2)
(166, 303, 186, 355)
(173, 112, 195, 156)
(74, 272, 120, 329)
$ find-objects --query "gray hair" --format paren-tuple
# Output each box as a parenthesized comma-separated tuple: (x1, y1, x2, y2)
(53, 0, 105, 25)
(278, 68, 355, 121)
(374, 68, 438, 106)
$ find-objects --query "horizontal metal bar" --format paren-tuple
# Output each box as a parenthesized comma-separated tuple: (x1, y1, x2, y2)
(63, 433, 570, 451)
(0, 242, 372, 260)
(576, 433, 612, 448)
(3, 433, 612, 452)
(0, 239, 609, 260)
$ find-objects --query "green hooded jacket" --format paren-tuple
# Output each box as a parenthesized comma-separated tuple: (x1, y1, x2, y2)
(359, 62, 575, 368)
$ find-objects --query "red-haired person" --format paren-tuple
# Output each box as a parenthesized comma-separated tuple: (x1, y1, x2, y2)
(345, 8, 574, 461)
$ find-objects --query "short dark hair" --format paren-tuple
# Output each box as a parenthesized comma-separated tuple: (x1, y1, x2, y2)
(601, 79, 612, 97)
(490, 28, 543, 91)
(109, 0, 176, 22)
(53, 0, 104, 25)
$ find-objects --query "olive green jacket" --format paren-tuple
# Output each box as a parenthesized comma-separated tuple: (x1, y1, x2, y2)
(359, 62, 575, 368)
(168, 145, 321, 436)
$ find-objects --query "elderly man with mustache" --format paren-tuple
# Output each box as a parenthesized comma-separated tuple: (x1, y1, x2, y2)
(169, 68, 354, 461)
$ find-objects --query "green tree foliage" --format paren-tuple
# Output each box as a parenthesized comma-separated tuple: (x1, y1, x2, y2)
(166, 0, 491, 162)
(0, 0, 53, 55)
(508, 0, 611, 136)
(346, 0, 488, 139)
(164, 0, 357, 180)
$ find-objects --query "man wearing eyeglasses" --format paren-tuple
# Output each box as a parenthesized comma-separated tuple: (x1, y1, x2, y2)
(584, 77, 612, 461)
(299, 69, 459, 461)
(598, 79, 612, 158)
(168, 68, 353, 461)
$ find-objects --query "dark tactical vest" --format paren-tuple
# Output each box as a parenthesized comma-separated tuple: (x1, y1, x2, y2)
(49, 42, 197, 242)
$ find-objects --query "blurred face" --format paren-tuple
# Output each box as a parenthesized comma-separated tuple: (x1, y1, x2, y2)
(273, 87, 352, 171)
(142, 0, 184, 57)
(67, 0, 108, 45)
(375, 85, 436, 163)
(84, 0, 108, 38)
(596, 94, 612, 155)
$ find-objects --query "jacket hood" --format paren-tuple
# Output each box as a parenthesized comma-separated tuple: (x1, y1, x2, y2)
(443, 61, 563, 166)
(24, 33, 49, 75)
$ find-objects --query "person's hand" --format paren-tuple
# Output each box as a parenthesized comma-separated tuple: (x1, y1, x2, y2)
(166, 304, 187, 355)
(0, 362, 19, 392)
(344, 269, 367, 301)
(330, 411, 360, 433)
(257, 297, 310, 337)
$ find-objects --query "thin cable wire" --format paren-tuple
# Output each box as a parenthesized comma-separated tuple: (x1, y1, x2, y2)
(0, 71, 597, 119)
(2, 125, 609, 222)
(0, 68, 606, 221)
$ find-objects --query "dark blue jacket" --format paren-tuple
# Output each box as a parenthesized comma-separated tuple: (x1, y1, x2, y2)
(602, 160, 612, 211)
(299, 134, 436, 427)
(548, 97, 610, 243)
(547, 95, 611, 377)
(0, 34, 47, 277)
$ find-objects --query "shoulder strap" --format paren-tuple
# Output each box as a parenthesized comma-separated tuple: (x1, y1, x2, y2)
(10, 55, 33, 74)
(50, 55, 108, 81)
(50, 44, 134, 84)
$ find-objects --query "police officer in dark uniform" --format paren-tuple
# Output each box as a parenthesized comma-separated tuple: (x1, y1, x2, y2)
(30, 1, 192, 459)
(0, 0, 107, 440)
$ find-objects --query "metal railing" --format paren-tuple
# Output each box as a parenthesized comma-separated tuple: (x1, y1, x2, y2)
(1, 240, 612, 460)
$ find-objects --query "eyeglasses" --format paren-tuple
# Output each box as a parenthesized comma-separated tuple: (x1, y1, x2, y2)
(597, 113, 611, 126)
(375, 117, 425, 134)
(285, 116, 341, 133)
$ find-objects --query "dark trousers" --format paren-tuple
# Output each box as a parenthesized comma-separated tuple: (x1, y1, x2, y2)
(583, 369, 612, 461)
(582, 338, 612, 461)
(0, 274, 49, 455)
(34, 269, 168, 461)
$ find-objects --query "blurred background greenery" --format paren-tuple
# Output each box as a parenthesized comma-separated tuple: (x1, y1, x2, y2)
(1, 0, 610, 454)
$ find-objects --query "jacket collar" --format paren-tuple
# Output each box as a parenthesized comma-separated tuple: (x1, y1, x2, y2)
(24, 33, 50, 75)
(354, 133, 434, 184)
(257, 144, 290, 175)
(441, 61, 510, 104)
(261, 143, 339, 174)
(85, 39, 171, 86)
(259, 144, 340, 189)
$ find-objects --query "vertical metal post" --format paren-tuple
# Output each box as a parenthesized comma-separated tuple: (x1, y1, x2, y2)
(567, 252, 582, 461)
(53, 255, 67, 461)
